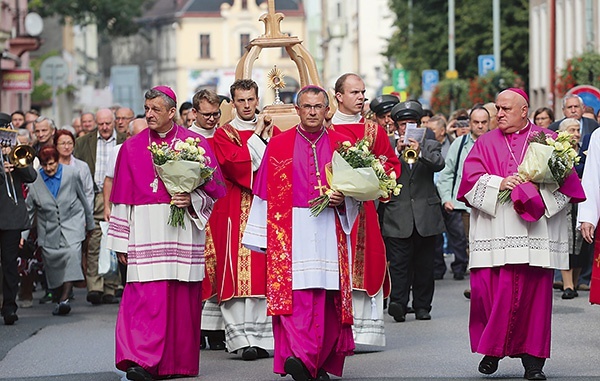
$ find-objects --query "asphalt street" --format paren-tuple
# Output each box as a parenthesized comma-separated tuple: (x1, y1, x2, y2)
(1, 267, 599, 381)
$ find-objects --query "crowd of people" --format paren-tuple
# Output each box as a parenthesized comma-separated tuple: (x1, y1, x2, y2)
(0, 75, 597, 381)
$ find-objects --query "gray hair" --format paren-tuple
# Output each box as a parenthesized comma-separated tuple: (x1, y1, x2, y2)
(145, 88, 177, 110)
(296, 86, 330, 108)
(562, 94, 584, 109)
(34, 116, 57, 130)
(558, 117, 580, 132)
(16, 128, 32, 143)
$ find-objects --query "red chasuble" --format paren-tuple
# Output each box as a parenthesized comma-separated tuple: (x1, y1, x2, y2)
(266, 128, 354, 325)
(212, 124, 271, 302)
(591, 234, 600, 305)
(330, 119, 400, 296)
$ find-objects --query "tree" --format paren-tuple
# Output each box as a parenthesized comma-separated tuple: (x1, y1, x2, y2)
(556, 52, 600, 96)
(386, 0, 529, 98)
(29, 0, 151, 37)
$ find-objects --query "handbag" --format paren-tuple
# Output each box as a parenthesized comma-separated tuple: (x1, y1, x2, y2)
(98, 221, 118, 277)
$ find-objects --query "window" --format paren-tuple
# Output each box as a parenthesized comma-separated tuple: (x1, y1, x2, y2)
(200, 34, 210, 58)
(240, 33, 250, 57)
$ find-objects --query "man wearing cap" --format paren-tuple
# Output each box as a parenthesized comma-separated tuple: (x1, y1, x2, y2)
(107, 86, 226, 381)
(370, 94, 400, 149)
(457, 88, 585, 380)
(243, 85, 359, 381)
(330, 74, 400, 347)
(74, 109, 126, 305)
(212, 79, 277, 360)
(378, 100, 445, 323)
(0, 113, 37, 325)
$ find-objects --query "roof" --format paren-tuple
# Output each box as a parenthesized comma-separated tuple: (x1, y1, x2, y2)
(140, 0, 303, 22)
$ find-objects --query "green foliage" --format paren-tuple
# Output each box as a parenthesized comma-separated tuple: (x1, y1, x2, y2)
(556, 51, 600, 96)
(468, 68, 524, 105)
(30, 51, 77, 104)
(430, 79, 470, 116)
(29, 0, 150, 37)
(386, 0, 529, 102)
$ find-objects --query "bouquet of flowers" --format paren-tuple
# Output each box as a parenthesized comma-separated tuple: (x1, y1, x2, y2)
(498, 130, 580, 204)
(148, 137, 215, 228)
(309, 138, 402, 216)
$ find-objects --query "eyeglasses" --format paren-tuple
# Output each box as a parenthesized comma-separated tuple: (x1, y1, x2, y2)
(199, 111, 221, 119)
(57, 141, 74, 146)
(299, 104, 326, 111)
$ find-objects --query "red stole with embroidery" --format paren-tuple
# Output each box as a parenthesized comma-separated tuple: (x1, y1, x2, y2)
(266, 127, 354, 325)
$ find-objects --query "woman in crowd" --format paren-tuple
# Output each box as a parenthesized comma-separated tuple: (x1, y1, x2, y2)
(25, 146, 94, 315)
(557, 118, 585, 299)
(533, 107, 554, 128)
(54, 130, 94, 209)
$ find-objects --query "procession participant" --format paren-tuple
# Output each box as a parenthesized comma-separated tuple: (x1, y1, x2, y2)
(330, 73, 400, 346)
(189, 89, 227, 351)
(378, 100, 445, 323)
(107, 86, 225, 381)
(212, 79, 277, 360)
(458, 88, 585, 380)
(243, 85, 359, 381)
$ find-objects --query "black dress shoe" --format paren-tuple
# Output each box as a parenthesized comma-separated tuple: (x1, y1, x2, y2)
(255, 347, 270, 358)
(126, 365, 153, 381)
(415, 309, 431, 320)
(207, 330, 226, 350)
(453, 272, 465, 280)
(52, 300, 71, 316)
(86, 291, 103, 305)
(464, 289, 471, 299)
(478, 355, 501, 374)
(316, 369, 330, 380)
(241, 346, 258, 361)
(3, 311, 18, 325)
(102, 294, 120, 304)
(522, 354, 546, 380)
(524, 369, 547, 380)
(284, 356, 311, 381)
(561, 288, 578, 299)
(388, 302, 406, 322)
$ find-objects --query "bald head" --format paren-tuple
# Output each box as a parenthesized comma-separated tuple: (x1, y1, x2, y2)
(495, 90, 529, 133)
(128, 118, 147, 137)
(96, 108, 115, 140)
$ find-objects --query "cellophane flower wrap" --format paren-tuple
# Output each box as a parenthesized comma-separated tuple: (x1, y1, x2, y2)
(309, 138, 402, 217)
(498, 130, 580, 204)
(148, 137, 215, 228)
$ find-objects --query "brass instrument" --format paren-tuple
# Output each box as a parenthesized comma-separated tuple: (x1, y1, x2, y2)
(10, 144, 36, 168)
(0, 143, 36, 204)
(403, 147, 419, 165)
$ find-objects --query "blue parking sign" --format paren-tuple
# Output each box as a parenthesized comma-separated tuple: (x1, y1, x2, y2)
(422, 70, 439, 92)
(478, 55, 496, 76)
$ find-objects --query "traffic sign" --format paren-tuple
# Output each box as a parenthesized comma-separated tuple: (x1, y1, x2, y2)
(393, 69, 409, 91)
(422, 70, 439, 92)
(478, 55, 496, 76)
(40, 56, 69, 87)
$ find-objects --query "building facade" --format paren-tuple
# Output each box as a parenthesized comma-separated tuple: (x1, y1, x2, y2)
(530, 0, 600, 117)
(111, 0, 305, 105)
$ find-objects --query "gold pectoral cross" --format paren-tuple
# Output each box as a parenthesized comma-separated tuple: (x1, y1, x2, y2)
(314, 177, 328, 196)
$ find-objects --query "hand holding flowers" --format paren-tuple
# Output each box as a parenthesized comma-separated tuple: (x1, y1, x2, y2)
(309, 138, 402, 216)
(498, 130, 580, 204)
(148, 137, 215, 228)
